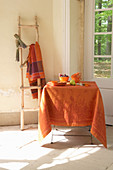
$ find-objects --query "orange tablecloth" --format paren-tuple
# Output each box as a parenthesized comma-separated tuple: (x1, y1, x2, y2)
(38, 81, 107, 148)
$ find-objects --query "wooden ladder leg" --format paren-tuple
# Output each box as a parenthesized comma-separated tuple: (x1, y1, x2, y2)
(37, 79, 41, 132)
(18, 16, 25, 130)
(20, 45, 25, 130)
(21, 110, 24, 130)
(37, 79, 41, 107)
(20, 49, 24, 130)
(21, 89, 24, 130)
(35, 16, 39, 42)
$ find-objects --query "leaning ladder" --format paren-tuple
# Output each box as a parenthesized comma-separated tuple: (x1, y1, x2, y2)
(18, 16, 41, 130)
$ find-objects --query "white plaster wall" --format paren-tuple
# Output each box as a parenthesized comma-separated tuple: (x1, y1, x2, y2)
(53, 0, 81, 80)
(53, 0, 66, 80)
(70, 0, 81, 76)
(0, 0, 54, 123)
(0, 0, 80, 125)
(0, 0, 68, 125)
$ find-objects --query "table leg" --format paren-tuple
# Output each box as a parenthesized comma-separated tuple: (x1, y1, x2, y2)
(50, 126, 93, 145)
(51, 125, 55, 144)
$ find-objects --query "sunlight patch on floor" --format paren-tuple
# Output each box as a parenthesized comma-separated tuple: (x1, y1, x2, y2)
(37, 159, 68, 170)
(0, 162, 29, 170)
(0, 129, 54, 161)
(37, 145, 101, 169)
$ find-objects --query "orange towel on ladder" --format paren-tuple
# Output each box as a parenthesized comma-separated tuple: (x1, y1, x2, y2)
(26, 41, 46, 99)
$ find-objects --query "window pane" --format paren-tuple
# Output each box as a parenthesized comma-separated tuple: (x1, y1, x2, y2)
(94, 34, 112, 55)
(94, 57, 111, 78)
(95, 0, 113, 9)
(95, 10, 112, 32)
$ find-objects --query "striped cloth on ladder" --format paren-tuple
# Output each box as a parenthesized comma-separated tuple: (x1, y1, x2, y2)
(26, 41, 46, 99)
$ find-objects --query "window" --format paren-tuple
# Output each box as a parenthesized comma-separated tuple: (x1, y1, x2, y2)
(94, 0, 113, 78)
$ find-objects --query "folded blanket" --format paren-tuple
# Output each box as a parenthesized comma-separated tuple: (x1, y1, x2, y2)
(26, 41, 46, 99)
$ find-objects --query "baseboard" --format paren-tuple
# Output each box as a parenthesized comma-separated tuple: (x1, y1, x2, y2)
(0, 111, 38, 126)
(105, 115, 113, 125)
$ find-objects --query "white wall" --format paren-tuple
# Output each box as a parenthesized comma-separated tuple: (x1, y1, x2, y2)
(70, 0, 81, 76)
(0, 0, 68, 125)
(53, 0, 66, 80)
(0, 0, 81, 125)
(0, 0, 54, 125)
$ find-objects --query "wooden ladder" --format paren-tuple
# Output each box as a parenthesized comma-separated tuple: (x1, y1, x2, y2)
(18, 16, 41, 130)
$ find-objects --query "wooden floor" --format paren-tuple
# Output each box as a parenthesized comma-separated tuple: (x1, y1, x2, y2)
(0, 124, 113, 170)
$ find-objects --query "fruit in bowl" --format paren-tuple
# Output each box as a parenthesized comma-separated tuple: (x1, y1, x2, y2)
(59, 73, 69, 82)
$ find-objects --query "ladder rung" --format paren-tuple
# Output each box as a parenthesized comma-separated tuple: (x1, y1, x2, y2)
(22, 108, 39, 111)
(20, 64, 27, 68)
(20, 86, 41, 90)
(18, 24, 39, 28)
(19, 46, 29, 49)
(20, 60, 28, 68)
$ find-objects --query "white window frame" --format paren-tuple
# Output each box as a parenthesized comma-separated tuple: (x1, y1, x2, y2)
(84, 0, 113, 89)
(93, 0, 113, 79)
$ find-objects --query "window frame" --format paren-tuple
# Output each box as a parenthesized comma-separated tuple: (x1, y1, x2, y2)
(93, 0, 113, 79)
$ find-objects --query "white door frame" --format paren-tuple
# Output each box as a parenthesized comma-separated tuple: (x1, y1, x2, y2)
(63, 0, 70, 76)
(84, 0, 113, 125)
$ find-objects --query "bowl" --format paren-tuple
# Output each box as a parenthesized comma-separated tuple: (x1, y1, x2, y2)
(71, 72, 81, 83)
(59, 76, 69, 82)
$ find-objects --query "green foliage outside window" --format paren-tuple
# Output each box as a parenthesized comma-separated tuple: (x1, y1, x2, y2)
(94, 34, 112, 55)
(95, 10, 112, 32)
(95, 0, 113, 9)
(94, 0, 113, 78)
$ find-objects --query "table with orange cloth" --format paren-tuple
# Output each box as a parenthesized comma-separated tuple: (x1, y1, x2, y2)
(38, 81, 107, 148)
